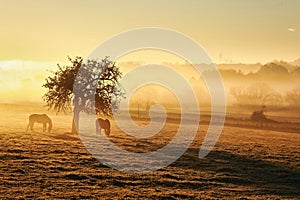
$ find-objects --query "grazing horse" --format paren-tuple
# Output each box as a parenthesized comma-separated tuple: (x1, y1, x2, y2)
(251, 110, 267, 127)
(250, 105, 270, 127)
(26, 114, 52, 133)
(95, 118, 111, 136)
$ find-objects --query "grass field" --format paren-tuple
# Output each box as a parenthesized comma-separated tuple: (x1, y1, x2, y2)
(0, 104, 299, 199)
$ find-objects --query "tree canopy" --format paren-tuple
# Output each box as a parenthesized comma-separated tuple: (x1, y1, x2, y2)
(43, 56, 124, 132)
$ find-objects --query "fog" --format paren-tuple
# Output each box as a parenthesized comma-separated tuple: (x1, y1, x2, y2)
(1, 59, 300, 113)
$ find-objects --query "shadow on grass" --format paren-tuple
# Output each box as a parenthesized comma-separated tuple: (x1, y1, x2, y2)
(171, 147, 300, 197)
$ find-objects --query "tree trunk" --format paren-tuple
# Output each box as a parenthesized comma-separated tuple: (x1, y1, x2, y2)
(72, 107, 80, 134)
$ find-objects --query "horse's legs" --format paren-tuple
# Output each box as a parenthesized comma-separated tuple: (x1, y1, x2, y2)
(260, 121, 263, 128)
(105, 129, 110, 136)
(43, 123, 46, 132)
(48, 123, 51, 133)
(27, 122, 34, 132)
(95, 120, 101, 135)
(95, 120, 99, 135)
(26, 123, 30, 133)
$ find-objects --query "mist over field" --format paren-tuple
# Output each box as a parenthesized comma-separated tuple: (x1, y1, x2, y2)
(0, 60, 56, 103)
(2, 58, 300, 112)
(116, 59, 300, 120)
(1, 0, 300, 199)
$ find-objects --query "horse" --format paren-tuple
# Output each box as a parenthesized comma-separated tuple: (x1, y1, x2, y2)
(251, 110, 267, 127)
(95, 118, 111, 136)
(26, 114, 53, 133)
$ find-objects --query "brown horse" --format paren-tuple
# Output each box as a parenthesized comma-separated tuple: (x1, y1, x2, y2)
(95, 118, 111, 136)
(250, 105, 277, 127)
(251, 110, 267, 127)
(26, 114, 52, 133)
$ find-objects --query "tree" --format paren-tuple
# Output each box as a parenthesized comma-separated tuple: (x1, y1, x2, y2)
(43, 56, 124, 133)
(230, 82, 283, 108)
(286, 86, 300, 108)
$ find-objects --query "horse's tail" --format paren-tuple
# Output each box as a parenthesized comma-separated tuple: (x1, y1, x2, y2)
(105, 119, 111, 135)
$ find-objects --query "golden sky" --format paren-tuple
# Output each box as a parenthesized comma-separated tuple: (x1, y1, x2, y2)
(0, 0, 299, 103)
(0, 0, 299, 63)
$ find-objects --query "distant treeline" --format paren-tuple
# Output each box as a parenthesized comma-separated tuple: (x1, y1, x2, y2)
(207, 62, 300, 109)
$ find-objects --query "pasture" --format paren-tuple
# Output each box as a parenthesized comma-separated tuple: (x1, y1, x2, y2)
(0, 103, 299, 199)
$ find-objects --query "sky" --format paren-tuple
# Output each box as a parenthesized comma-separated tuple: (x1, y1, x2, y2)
(0, 0, 299, 102)
(1, 0, 299, 63)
